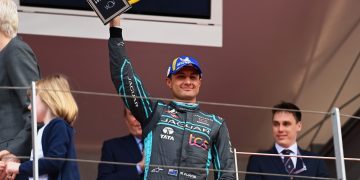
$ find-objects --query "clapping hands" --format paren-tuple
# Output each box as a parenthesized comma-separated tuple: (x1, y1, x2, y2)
(0, 151, 20, 180)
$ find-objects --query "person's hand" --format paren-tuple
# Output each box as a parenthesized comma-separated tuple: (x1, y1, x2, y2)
(2, 154, 19, 164)
(0, 150, 11, 179)
(0, 161, 6, 179)
(4, 173, 16, 180)
(137, 152, 145, 171)
(5, 162, 20, 180)
(2, 154, 20, 180)
(109, 16, 121, 27)
(0, 150, 10, 160)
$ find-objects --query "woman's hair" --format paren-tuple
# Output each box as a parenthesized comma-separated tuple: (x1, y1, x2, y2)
(36, 74, 78, 126)
(0, 0, 19, 38)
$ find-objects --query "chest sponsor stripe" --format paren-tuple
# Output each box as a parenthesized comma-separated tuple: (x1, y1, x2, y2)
(161, 115, 212, 131)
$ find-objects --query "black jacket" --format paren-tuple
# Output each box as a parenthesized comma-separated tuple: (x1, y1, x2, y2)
(97, 135, 142, 180)
(246, 145, 329, 180)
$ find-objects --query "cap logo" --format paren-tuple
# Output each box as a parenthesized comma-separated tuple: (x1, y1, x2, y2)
(176, 57, 192, 68)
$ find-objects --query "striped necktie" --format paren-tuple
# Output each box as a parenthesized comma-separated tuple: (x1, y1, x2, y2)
(282, 149, 295, 174)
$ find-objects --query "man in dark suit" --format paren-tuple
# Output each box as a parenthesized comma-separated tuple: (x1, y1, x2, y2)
(246, 102, 329, 179)
(97, 108, 144, 180)
(0, 0, 40, 179)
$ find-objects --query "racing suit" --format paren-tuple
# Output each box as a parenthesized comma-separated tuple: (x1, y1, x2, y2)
(108, 27, 235, 180)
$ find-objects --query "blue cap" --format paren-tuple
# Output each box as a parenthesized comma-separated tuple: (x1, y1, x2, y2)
(166, 56, 202, 77)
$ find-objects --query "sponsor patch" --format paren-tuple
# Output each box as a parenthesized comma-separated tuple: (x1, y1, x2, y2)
(189, 134, 209, 150)
(180, 171, 197, 179)
(162, 127, 174, 134)
(165, 109, 179, 118)
(151, 167, 164, 173)
(160, 118, 211, 135)
(168, 169, 178, 176)
(126, 76, 139, 107)
(195, 117, 211, 126)
(161, 127, 175, 141)
(161, 134, 174, 141)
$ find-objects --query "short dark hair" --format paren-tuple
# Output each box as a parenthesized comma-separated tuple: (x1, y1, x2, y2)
(272, 101, 301, 122)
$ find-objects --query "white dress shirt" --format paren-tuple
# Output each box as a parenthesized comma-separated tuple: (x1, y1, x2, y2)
(29, 123, 49, 180)
(275, 143, 298, 167)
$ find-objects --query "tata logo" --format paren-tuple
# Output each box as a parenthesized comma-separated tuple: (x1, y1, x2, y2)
(189, 134, 209, 150)
(160, 134, 174, 141)
(162, 127, 174, 135)
(161, 127, 175, 141)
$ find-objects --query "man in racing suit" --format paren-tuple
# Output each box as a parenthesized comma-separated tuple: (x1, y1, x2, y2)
(107, 16, 235, 180)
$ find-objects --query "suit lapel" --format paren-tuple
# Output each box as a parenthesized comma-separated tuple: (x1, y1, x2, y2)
(294, 148, 307, 175)
(124, 135, 142, 162)
(269, 146, 288, 174)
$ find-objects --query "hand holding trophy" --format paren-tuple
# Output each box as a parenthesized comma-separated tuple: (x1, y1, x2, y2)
(87, 0, 139, 24)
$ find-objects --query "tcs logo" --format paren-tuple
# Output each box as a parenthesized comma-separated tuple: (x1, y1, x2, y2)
(189, 134, 209, 150)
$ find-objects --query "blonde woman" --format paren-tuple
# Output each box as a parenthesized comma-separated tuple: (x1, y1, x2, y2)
(5, 74, 80, 180)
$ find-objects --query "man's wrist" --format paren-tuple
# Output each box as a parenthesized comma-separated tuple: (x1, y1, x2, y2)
(109, 27, 122, 38)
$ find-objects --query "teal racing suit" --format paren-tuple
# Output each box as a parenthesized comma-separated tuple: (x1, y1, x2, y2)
(108, 27, 235, 180)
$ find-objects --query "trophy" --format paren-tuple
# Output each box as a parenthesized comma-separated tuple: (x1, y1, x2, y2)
(87, 0, 132, 24)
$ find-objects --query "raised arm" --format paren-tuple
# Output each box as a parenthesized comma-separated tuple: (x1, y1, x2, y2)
(108, 17, 156, 127)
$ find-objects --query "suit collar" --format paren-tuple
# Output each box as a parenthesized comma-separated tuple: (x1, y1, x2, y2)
(275, 143, 298, 154)
(270, 146, 288, 174)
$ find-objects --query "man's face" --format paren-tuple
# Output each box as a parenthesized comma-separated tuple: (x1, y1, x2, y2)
(125, 109, 142, 138)
(272, 111, 302, 148)
(166, 66, 201, 103)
